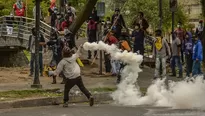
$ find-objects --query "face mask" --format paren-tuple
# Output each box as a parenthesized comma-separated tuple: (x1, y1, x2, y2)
(57, 16, 60, 19)
(177, 25, 181, 28)
(135, 26, 139, 30)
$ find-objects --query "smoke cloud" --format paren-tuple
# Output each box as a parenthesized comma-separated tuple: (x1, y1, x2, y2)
(83, 41, 205, 109)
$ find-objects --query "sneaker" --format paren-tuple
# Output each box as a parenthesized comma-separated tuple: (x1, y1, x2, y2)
(89, 96, 94, 107)
(63, 102, 68, 107)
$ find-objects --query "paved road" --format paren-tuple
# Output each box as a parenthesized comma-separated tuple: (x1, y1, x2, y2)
(0, 104, 204, 116)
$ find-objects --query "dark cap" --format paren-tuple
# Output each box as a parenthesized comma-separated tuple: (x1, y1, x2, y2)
(115, 8, 120, 12)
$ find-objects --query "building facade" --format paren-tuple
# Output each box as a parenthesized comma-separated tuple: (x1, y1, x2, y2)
(179, 0, 202, 27)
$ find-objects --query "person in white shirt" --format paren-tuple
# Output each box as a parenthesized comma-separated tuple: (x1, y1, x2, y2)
(53, 45, 94, 107)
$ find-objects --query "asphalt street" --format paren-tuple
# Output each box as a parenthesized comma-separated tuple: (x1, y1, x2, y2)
(0, 104, 205, 116)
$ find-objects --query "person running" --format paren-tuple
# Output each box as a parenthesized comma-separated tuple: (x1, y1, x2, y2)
(152, 29, 171, 79)
(53, 45, 94, 107)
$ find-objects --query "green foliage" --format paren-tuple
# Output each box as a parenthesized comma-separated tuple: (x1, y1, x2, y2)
(104, 0, 187, 32)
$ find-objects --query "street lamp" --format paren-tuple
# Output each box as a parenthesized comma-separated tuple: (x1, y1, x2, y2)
(31, 0, 42, 88)
(170, 0, 177, 40)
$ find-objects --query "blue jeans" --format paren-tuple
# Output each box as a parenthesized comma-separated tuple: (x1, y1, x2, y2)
(30, 53, 43, 75)
(192, 61, 202, 76)
(171, 56, 183, 76)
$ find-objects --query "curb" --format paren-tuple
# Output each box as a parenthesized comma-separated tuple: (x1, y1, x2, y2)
(0, 92, 112, 109)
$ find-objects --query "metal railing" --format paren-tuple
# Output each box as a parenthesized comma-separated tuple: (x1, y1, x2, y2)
(0, 16, 52, 48)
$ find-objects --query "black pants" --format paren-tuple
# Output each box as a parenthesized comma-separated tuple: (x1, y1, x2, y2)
(88, 30, 97, 58)
(104, 53, 111, 73)
(134, 47, 144, 66)
(64, 76, 91, 103)
(185, 54, 193, 77)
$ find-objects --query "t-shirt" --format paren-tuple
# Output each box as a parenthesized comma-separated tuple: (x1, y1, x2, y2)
(29, 34, 45, 53)
(171, 38, 181, 56)
(13, 2, 25, 16)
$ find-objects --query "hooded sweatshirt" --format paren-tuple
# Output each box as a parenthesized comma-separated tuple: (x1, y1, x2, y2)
(184, 32, 193, 55)
(54, 47, 82, 79)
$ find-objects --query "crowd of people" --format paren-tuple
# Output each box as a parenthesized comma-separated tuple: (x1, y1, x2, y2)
(5, 0, 205, 107)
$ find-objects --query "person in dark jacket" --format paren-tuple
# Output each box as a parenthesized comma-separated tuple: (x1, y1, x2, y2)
(111, 8, 126, 39)
(87, 17, 97, 59)
(192, 37, 203, 76)
(49, 7, 58, 27)
(132, 23, 145, 67)
(184, 31, 193, 77)
(47, 30, 65, 84)
(133, 12, 149, 31)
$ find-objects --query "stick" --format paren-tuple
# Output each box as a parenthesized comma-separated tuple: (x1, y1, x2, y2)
(90, 4, 127, 65)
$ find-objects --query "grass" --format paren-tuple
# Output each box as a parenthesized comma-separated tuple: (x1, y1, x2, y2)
(0, 89, 62, 101)
(0, 87, 148, 101)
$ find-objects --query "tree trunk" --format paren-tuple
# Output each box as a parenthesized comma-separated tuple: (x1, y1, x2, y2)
(201, 0, 205, 63)
(68, 0, 98, 35)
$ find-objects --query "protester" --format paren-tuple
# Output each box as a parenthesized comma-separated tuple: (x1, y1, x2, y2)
(192, 36, 203, 76)
(55, 13, 64, 31)
(196, 20, 204, 40)
(136, 12, 149, 31)
(53, 45, 94, 107)
(27, 27, 46, 77)
(152, 29, 171, 79)
(104, 31, 119, 75)
(184, 31, 193, 77)
(116, 32, 131, 83)
(6, 13, 14, 35)
(87, 17, 98, 59)
(111, 8, 126, 39)
(175, 22, 185, 64)
(48, 7, 58, 27)
(170, 33, 183, 78)
(13, 0, 26, 17)
(47, 30, 64, 84)
(61, 15, 72, 31)
(132, 23, 145, 67)
(65, 2, 76, 19)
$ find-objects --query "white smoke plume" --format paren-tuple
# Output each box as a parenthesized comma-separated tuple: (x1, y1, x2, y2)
(83, 41, 205, 109)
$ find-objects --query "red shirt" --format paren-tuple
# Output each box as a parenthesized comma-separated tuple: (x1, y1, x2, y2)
(13, 2, 25, 16)
(61, 21, 69, 31)
(108, 35, 118, 45)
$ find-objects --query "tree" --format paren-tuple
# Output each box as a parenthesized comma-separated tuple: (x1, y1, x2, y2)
(107, 0, 187, 33)
(68, 0, 98, 35)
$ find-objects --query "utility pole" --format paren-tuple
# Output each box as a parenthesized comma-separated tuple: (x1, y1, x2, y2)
(170, 0, 177, 40)
(97, 2, 105, 75)
(159, 0, 162, 30)
(31, 0, 42, 88)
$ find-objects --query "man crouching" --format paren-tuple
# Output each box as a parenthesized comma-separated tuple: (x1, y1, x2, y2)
(53, 45, 94, 107)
